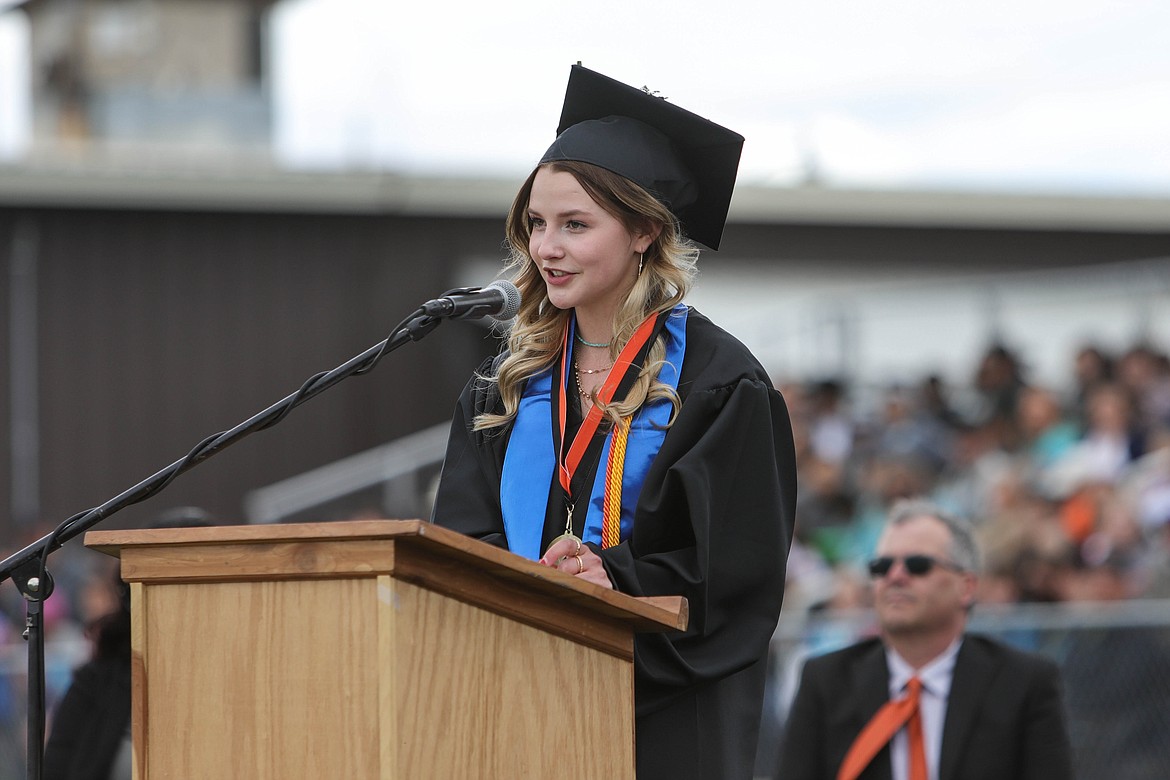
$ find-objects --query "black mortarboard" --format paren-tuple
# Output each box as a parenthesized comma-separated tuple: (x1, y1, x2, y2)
(539, 64, 744, 251)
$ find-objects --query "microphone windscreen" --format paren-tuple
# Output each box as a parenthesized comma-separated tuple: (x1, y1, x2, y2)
(488, 280, 522, 321)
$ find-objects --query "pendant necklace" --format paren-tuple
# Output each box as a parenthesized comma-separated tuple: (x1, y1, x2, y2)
(574, 360, 613, 400)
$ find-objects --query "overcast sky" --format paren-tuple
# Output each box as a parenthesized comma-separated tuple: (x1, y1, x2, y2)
(270, 0, 1170, 194)
(3, 0, 1169, 196)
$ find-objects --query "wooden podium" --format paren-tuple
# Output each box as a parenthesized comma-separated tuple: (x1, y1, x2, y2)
(85, 519, 687, 779)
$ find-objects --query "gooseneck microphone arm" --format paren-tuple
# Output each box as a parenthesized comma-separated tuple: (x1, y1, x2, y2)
(1, 306, 436, 586)
(1, 280, 517, 780)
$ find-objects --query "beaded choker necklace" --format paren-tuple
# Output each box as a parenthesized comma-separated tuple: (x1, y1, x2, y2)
(574, 331, 612, 349)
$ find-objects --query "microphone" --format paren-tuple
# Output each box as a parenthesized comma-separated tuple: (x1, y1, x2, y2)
(421, 280, 522, 320)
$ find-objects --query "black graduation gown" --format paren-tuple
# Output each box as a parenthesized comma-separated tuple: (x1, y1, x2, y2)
(432, 308, 797, 780)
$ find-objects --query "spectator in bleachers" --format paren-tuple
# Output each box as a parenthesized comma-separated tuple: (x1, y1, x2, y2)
(1126, 431, 1170, 596)
(971, 343, 1027, 450)
(931, 420, 1017, 523)
(1040, 383, 1144, 549)
(793, 379, 858, 563)
(919, 374, 965, 434)
(1017, 386, 1080, 471)
(870, 385, 953, 478)
(1069, 343, 1114, 432)
(808, 379, 855, 468)
(1117, 343, 1170, 434)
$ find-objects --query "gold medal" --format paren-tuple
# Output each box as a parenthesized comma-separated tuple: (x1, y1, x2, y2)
(549, 532, 583, 553)
(546, 533, 583, 568)
(545, 503, 582, 560)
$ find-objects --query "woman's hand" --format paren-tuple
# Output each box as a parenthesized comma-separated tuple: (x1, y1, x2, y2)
(540, 537, 614, 589)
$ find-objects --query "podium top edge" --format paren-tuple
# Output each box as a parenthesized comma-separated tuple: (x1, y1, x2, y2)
(84, 518, 429, 550)
(84, 518, 688, 632)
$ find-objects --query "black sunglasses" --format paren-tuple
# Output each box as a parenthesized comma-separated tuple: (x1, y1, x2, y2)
(867, 554, 965, 578)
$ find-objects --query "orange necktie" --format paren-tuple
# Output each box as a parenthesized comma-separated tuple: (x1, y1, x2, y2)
(837, 676, 928, 780)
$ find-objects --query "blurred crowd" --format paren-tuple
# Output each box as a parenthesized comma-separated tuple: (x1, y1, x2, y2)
(779, 339, 1170, 614)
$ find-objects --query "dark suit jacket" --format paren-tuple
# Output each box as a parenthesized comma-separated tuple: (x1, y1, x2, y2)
(777, 634, 1073, 780)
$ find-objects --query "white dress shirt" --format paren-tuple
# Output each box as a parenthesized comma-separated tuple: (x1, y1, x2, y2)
(885, 639, 962, 780)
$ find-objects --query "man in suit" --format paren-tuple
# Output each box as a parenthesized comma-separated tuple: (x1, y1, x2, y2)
(777, 499, 1073, 780)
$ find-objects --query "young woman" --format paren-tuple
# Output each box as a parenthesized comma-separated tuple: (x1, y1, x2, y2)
(432, 65, 797, 779)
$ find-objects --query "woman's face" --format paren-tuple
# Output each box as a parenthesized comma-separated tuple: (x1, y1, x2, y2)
(527, 167, 648, 330)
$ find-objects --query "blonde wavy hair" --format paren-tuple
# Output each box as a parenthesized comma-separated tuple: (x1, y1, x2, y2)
(474, 160, 699, 431)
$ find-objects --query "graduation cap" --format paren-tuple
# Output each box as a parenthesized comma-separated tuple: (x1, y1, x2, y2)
(539, 64, 744, 251)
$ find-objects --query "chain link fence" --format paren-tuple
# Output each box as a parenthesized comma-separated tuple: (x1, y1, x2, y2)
(755, 599, 1170, 780)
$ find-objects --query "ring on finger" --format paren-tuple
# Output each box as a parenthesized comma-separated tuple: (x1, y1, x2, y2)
(574, 554, 585, 575)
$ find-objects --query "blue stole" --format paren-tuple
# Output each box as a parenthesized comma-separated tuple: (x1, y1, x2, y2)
(500, 305, 689, 560)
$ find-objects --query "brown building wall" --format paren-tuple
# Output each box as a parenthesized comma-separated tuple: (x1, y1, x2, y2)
(0, 206, 503, 546)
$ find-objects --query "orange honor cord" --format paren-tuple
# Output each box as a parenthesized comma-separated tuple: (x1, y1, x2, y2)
(601, 416, 631, 548)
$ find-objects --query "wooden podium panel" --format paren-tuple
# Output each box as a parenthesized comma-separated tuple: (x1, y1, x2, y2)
(87, 520, 687, 780)
(134, 577, 378, 777)
(387, 579, 633, 777)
